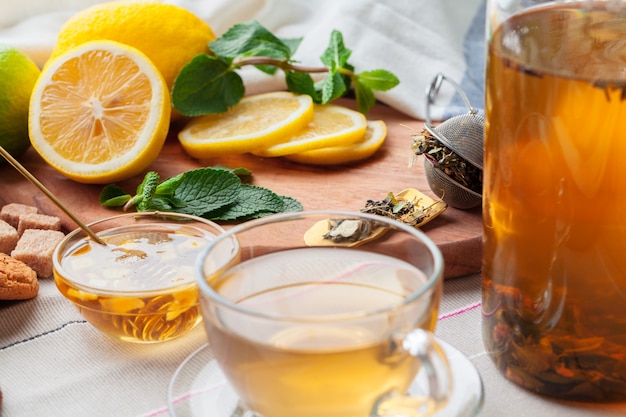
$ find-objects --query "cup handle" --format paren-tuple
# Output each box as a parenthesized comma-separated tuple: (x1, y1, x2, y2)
(373, 329, 452, 417)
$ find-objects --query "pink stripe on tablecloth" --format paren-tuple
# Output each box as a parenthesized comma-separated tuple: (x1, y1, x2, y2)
(140, 381, 227, 417)
(438, 301, 481, 320)
(140, 408, 169, 417)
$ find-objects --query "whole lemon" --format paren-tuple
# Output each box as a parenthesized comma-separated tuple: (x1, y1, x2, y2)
(48, 1, 215, 91)
(0, 45, 40, 164)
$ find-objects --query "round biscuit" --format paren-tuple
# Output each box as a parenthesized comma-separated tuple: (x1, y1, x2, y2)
(0, 253, 39, 300)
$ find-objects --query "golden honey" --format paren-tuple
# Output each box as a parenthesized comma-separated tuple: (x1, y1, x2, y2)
(55, 225, 212, 343)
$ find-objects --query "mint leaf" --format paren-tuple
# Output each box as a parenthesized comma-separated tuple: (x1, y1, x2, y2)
(239, 184, 285, 210)
(172, 54, 245, 115)
(141, 195, 189, 212)
(318, 71, 348, 104)
(315, 31, 354, 104)
(210, 21, 295, 62)
(155, 173, 184, 195)
(169, 168, 241, 215)
(137, 171, 160, 211)
(212, 165, 253, 176)
(100, 165, 303, 221)
(281, 37, 303, 56)
(353, 78, 377, 115)
(138, 172, 159, 198)
(238, 195, 303, 220)
(205, 184, 285, 221)
(320, 30, 351, 71)
(210, 21, 302, 76)
(353, 69, 400, 115)
(281, 196, 304, 212)
(142, 195, 177, 211)
(172, 21, 399, 116)
(99, 184, 130, 207)
(355, 70, 400, 91)
(285, 71, 320, 102)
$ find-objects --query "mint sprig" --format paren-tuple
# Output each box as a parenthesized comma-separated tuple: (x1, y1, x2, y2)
(99, 167, 302, 221)
(171, 20, 399, 116)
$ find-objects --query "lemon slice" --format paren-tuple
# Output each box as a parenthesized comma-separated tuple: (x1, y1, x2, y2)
(254, 104, 368, 157)
(177, 92, 314, 157)
(285, 120, 387, 165)
(29, 40, 170, 184)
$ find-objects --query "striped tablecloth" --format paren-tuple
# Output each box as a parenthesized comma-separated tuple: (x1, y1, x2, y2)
(3, 274, 626, 416)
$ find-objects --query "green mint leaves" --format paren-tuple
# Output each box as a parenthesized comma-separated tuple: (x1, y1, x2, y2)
(99, 167, 302, 221)
(171, 20, 399, 116)
(209, 20, 299, 65)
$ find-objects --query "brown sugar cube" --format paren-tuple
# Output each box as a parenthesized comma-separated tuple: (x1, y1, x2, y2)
(11, 229, 65, 278)
(17, 213, 62, 236)
(0, 253, 39, 300)
(0, 203, 38, 229)
(0, 220, 18, 254)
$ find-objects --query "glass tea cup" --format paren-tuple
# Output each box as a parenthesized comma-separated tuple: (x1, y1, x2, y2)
(53, 211, 225, 343)
(196, 210, 451, 417)
(483, 0, 626, 401)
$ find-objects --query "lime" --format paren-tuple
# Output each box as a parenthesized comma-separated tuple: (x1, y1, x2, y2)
(0, 45, 40, 164)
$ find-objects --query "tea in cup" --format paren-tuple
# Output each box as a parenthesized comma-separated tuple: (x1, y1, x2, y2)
(197, 210, 451, 417)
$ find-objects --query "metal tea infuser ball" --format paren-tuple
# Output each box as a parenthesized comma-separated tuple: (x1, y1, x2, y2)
(420, 73, 484, 209)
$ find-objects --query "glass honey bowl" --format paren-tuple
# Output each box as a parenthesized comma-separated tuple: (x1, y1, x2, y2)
(53, 212, 226, 343)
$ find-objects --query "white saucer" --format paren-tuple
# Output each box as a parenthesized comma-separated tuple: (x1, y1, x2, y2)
(167, 337, 484, 417)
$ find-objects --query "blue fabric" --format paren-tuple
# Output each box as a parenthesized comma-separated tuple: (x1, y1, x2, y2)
(445, 0, 487, 119)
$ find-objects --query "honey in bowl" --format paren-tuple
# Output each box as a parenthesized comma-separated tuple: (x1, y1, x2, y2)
(53, 212, 225, 343)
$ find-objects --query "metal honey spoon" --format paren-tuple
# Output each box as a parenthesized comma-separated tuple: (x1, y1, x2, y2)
(0, 145, 107, 245)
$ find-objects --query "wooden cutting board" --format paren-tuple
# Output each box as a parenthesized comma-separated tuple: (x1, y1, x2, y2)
(0, 99, 482, 279)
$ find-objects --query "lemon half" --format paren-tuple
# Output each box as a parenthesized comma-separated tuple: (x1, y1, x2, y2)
(29, 40, 170, 184)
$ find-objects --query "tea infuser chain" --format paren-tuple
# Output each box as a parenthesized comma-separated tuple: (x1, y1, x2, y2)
(421, 72, 484, 170)
(424, 73, 479, 128)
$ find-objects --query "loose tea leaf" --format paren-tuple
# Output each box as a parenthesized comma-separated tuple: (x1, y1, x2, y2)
(411, 129, 482, 193)
(593, 80, 626, 102)
(484, 280, 626, 401)
(323, 218, 373, 243)
(360, 188, 446, 227)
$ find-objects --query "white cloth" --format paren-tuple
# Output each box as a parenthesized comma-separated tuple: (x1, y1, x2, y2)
(0, 0, 486, 121)
(4, 275, 626, 417)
